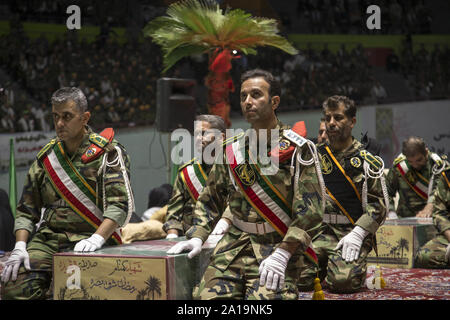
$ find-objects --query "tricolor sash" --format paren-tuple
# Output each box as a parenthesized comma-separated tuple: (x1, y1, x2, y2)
(395, 159, 429, 200)
(226, 140, 292, 236)
(39, 141, 122, 244)
(179, 159, 208, 201)
(318, 145, 364, 225)
(226, 139, 318, 265)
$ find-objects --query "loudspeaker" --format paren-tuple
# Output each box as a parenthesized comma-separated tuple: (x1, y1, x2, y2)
(156, 78, 197, 133)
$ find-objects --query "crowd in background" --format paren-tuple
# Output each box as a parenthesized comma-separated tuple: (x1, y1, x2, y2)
(0, 0, 448, 133)
(289, 0, 433, 34)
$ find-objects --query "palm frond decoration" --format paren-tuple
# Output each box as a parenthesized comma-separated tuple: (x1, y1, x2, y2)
(143, 0, 298, 127)
(144, 0, 297, 72)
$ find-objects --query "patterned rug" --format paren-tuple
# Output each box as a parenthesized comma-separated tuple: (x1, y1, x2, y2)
(298, 267, 450, 300)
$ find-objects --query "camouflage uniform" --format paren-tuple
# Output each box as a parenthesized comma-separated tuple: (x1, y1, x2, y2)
(298, 138, 386, 293)
(163, 161, 212, 235)
(186, 121, 323, 300)
(386, 152, 448, 217)
(415, 167, 450, 269)
(1, 127, 131, 300)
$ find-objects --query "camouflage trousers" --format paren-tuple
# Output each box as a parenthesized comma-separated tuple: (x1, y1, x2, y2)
(297, 229, 374, 293)
(193, 242, 305, 300)
(1, 227, 74, 300)
(415, 234, 450, 269)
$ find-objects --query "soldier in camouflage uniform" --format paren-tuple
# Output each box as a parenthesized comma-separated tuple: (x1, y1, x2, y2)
(415, 164, 450, 268)
(163, 114, 226, 238)
(168, 69, 324, 300)
(386, 136, 449, 218)
(1, 87, 133, 299)
(298, 95, 387, 293)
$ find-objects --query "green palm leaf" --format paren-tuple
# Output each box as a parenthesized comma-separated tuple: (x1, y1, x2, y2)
(143, 0, 298, 73)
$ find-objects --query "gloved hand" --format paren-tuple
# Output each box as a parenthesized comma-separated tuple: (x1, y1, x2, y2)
(165, 233, 179, 239)
(387, 211, 398, 219)
(335, 226, 369, 262)
(1, 241, 30, 283)
(167, 237, 203, 259)
(445, 244, 450, 264)
(259, 248, 291, 291)
(74, 234, 105, 252)
(211, 218, 231, 235)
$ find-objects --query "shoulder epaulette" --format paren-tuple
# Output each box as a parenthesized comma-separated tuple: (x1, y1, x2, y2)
(37, 138, 56, 160)
(222, 132, 245, 147)
(393, 154, 406, 166)
(430, 152, 444, 166)
(81, 128, 114, 163)
(178, 158, 197, 171)
(282, 128, 308, 147)
(360, 149, 382, 170)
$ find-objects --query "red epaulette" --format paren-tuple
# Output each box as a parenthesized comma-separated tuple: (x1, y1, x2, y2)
(270, 121, 307, 163)
(81, 128, 115, 163)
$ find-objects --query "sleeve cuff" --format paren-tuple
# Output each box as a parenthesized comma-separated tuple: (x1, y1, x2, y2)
(355, 214, 380, 234)
(162, 220, 184, 233)
(185, 226, 210, 243)
(103, 204, 127, 227)
(14, 217, 36, 234)
(282, 227, 312, 253)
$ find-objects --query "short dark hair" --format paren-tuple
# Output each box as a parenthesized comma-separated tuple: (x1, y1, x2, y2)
(51, 87, 88, 113)
(402, 136, 427, 157)
(240, 68, 281, 98)
(147, 184, 173, 209)
(195, 114, 226, 133)
(322, 95, 356, 119)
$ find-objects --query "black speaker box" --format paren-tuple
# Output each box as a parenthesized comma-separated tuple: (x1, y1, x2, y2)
(156, 77, 197, 133)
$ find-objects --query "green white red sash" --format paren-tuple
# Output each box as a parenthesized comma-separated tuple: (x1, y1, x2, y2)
(395, 160, 429, 200)
(40, 141, 122, 244)
(180, 159, 208, 201)
(225, 140, 318, 265)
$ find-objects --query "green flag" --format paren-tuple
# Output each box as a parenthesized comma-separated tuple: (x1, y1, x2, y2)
(9, 138, 17, 219)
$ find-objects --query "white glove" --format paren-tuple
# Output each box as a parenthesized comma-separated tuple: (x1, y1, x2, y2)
(258, 248, 291, 291)
(166, 237, 203, 259)
(74, 234, 105, 252)
(1, 241, 30, 283)
(165, 233, 179, 239)
(387, 211, 398, 219)
(335, 226, 369, 262)
(211, 218, 231, 235)
(445, 244, 450, 264)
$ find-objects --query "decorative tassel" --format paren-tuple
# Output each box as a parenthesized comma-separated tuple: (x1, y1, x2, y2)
(312, 277, 325, 300)
(367, 265, 386, 289)
(374, 265, 386, 289)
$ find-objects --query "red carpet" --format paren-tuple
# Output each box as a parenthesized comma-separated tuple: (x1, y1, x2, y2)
(298, 267, 450, 300)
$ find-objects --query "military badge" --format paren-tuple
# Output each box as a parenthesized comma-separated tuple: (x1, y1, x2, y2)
(85, 147, 97, 158)
(350, 157, 362, 168)
(279, 139, 290, 151)
(234, 162, 256, 186)
(320, 154, 333, 175)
